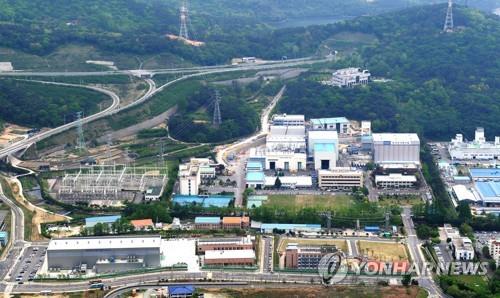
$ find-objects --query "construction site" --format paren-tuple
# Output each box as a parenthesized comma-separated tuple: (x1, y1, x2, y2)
(52, 164, 168, 206)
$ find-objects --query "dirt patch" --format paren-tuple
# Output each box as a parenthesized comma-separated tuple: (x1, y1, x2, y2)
(358, 241, 409, 262)
(9, 178, 69, 241)
(202, 285, 426, 298)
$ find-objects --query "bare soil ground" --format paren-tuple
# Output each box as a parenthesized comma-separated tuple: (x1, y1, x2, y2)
(9, 178, 69, 241)
(202, 285, 427, 298)
(357, 241, 409, 262)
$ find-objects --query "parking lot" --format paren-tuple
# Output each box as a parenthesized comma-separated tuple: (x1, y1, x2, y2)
(10, 245, 46, 283)
(474, 231, 499, 251)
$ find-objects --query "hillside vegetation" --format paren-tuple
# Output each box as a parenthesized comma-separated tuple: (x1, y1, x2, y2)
(0, 79, 109, 128)
(278, 5, 500, 139)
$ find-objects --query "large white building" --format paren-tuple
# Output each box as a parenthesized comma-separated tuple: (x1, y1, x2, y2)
(47, 235, 162, 274)
(307, 130, 338, 157)
(265, 125, 307, 172)
(451, 237, 475, 261)
(318, 168, 364, 190)
(271, 114, 305, 126)
(313, 143, 337, 170)
(448, 128, 500, 160)
(372, 133, 420, 166)
(178, 158, 216, 196)
(327, 68, 371, 88)
(310, 117, 349, 134)
(375, 173, 417, 188)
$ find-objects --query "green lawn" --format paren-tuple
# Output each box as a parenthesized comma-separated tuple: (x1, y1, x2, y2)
(450, 275, 488, 288)
(265, 194, 353, 210)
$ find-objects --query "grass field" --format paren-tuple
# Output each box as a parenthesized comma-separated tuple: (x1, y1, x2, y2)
(378, 196, 423, 207)
(278, 237, 348, 253)
(358, 241, 409, 262)
(265, 194, 353, 210)
(449, 275, 489, 288)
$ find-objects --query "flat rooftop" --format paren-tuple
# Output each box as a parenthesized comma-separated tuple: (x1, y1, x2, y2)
(470, 168, 500, 180)
(314, 143, 336, 153)
(476, 181, 500, 203)
(195, 217, 220, 224)
(48, 235, 162, 251)
(372, 133, 420, 143)
(308, 130, 338, 140)
(205, 249, 256, 260)
(311, 117, 349, 125)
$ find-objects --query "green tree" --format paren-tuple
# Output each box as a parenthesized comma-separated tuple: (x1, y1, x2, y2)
(401, 274, 411, 287)
(274, 177, 282, 189)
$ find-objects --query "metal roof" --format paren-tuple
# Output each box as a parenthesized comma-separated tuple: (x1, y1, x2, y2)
(205, 249, 256, 260)
(194, 217, 220, 224)
(168, 285, 194, 295)
(476, 181, 500, 202)
(372, 133, 420, 143)
(48, 235, 162, 251)
(85, 215, 121, 227)
(470, 168, 500, 179)
(314, 143, 336, 152)
(310, 117, 349, 125)
(246, 171, 265, 182)
(172, 195, 233, 208)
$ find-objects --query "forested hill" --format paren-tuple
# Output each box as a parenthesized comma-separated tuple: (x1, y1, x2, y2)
(278, 5, 500, 140)
(1, 0, 495, 67)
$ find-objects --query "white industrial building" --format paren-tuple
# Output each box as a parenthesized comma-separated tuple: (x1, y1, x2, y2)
(326, 67, 371, 88)
(372, 133, 420, 167)
(310, 117, 349, 134)
(47, 235, 162, 274)
(451, 237, 475, 261)
(451, 185, 478, 204)
(271, 114, 305, 126)
(318, 168, 364, 190)
(265, 125, 307, 172)
(178, 158, 216, 196)
(448, 128, 500, 160)
(375, 174, 417, 188)
(264, 176, 312, 189)
(313, 143, 337, 170)
(307, 130, 338, 157)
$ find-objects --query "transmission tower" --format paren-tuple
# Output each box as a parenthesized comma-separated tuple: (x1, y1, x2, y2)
(179, 0, 189, 40)
(75, 111, 86, 150)
(443, 0, 454, 32)
(212, 90, 222, 127)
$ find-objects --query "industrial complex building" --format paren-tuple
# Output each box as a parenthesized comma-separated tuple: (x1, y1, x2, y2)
(283, 243, 339, 270)
(46, 235, 162, 274)
(375, 174, 417, 188)
(178, 158, 216, 196)
(57, 165, 167, 205)
(271, 114, 305, 126)
(265, 125, 307, 171)
(372, 133, 420, 167)
(310, 117, 349, 134)
(448, 128, 500, 161)
(324, 67, 371, 88)
(197, 236, 255, 254)
(318, 168, 364, 190)
(203, 249, 256, 267)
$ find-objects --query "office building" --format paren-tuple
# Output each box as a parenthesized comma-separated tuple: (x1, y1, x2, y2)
(264, 176, 312, 189)
(488, 239, 500, 266)
(327, 67, 370, 88)
(197, 236, 255, 254)
(310, 117, 349, 134)
(318, 168, 364, 190)
(204, 249, 256, 267)
(46, 235, 162, 273)
(194, 217, 221, 230)
(375, 174, 417, 188)
(222, 217, 250, 230)
(448, 128, 500, 160)
(284, 244, 339, 270)
(271, 114, 305, 126)
(372, 133, 420, 166)
(443, 224, 460, 240)
(451, 237, 475, 261)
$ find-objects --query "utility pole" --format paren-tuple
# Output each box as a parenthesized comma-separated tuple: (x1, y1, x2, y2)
(443, 0, 454, 32)
(385, 211, 390, 231)
(319, 211, 332, 230)
(179, 0, 189, 40)
(75, 111, 86, 151)
(212, 89, 222, 128)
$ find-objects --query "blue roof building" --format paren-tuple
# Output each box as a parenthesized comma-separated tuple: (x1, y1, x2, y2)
(247, 161, 263, 172)
(194, 217, 220, 224)
(247, 195, 268, 208)
(311, 117, 349, 134)
(85, 215, 121, 228)
(0, 231, 8, 246)
(246, 171, 265, 189)
(475, 181, 500, 204)
(314, 143, 336, 152)
(172, 195, 233, 208)
(470, 168, 500, 181)
(168, 285, 195, 297)
(259, 223, 321, 233)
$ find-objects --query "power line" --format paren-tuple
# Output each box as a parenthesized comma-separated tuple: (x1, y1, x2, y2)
(212, 89, 222, 128)
(443, 0, 454, 32)
(179, 0, 189, 40)
(75, 111, 86, 151)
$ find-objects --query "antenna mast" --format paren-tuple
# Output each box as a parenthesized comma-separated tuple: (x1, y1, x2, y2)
(213, 90, 222, 127)
(443, 0, 454, 32)
(179, 0, 189, 39)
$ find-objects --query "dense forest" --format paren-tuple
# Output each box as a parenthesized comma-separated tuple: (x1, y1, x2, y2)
(0, 79, 108, 128)
(278, 5, 500, 140)
(168, 84, 260, 143)
(1, 0, 495, 67)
